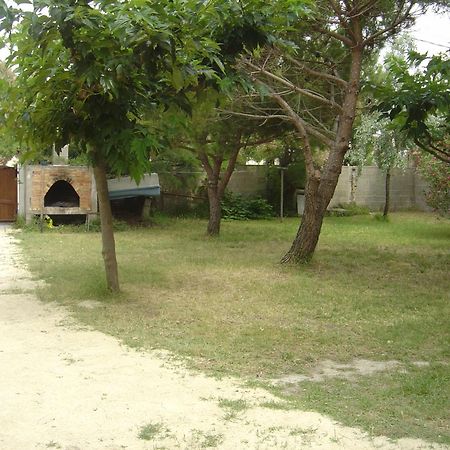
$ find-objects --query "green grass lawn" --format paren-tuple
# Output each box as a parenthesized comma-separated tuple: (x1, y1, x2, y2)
(18, 212, 450, 444)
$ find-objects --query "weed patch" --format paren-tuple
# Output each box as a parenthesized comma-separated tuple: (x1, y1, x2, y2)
(191, 430, 224, 448)
(218, 398, 249, 420)
(138, 422, 170, 441)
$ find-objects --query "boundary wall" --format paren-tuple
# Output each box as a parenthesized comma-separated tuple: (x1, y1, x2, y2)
(227, 165, 430, 212)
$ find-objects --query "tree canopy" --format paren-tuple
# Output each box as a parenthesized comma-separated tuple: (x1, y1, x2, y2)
(375, 51, 449, 164)
(1, 0, 237, 177)
(0, 0, 301, 288)
(0, 0, 253, 290)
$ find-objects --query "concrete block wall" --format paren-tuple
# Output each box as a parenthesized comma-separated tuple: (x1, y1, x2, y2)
(331, 166, 353, 205)
(227, 165, 430, 212)
(227, 165, 268, 197)
(329, 166, 430, 211)
(413, 173, 431, 211)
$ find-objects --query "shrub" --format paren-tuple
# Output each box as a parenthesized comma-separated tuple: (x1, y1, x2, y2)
(416, 153, 450, 217)
(221, 192, 274, 220)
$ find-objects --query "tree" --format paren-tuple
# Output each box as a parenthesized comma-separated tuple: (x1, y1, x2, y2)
(366, 36, 449, 216)
(349, 112, 409, 217)
(0, 0, 227, 291)
(192, 110, 251, 236)
(155, 82, 284, 236)
(188, 93, 281, 236)
(237, 0, 444, 263)
(157, 0, 312, 236)
(349, 37, 413, 217)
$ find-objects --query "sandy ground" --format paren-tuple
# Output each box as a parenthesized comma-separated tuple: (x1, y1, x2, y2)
(0, 226, 446, 450)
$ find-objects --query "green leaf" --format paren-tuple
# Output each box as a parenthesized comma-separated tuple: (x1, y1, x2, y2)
(212, 56, 225, 74)
(171, 66, 184, 91)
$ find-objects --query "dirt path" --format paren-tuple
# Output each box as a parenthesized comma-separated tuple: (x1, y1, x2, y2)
(0, 227, 445, 450)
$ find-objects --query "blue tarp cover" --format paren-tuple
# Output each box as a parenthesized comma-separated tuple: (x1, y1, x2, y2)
(108, 186, 160, 200)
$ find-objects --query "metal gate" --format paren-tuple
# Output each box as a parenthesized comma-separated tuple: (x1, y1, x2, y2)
(0, 166, 17, 222)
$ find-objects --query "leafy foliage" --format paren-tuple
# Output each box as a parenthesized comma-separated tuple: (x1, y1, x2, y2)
(0, 0, 255, 178)
(349, 112, 409, 171)
(415, 152, 450, 216)
(1, 0, 278, 289)
(375, 51, 450, 164)
(221, 191, 273, 220)
(0, 62, 20, 159)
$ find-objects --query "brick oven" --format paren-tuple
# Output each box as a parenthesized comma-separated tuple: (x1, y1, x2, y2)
(19, 164, 97, 223)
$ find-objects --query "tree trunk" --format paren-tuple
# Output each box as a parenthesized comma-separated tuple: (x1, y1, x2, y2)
(383, 168, 391, 217)
(93, 163, 120, 292)
(198, 142, 241, 237)
(281, 175, 325, 262)
(207, 185, 222, 236)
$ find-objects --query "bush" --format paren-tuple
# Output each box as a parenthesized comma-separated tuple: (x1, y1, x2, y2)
(221, 192, 274, 220)
(416, 153, 450, 217)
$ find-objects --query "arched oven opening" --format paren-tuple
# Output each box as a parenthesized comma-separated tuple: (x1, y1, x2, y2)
(44, 180, 80, 208)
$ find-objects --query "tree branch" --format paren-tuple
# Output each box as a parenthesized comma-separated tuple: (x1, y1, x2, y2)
(197, 147, 215, 182)
(363, 1, 413, 46)
(283, 53, 348, 88)
(270, 93, 321, 143)
(218, 143, 241, 197)
(327, 0, 356, 40)
(244, 59, 344, 113)
(220, 110, 290, 121)
(271, 91, 318, 177)
(414, 138, 450, 164)
(313, 26, 354, 47)
(238, 135, 278, 148)
(347, 0, 381, 19)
